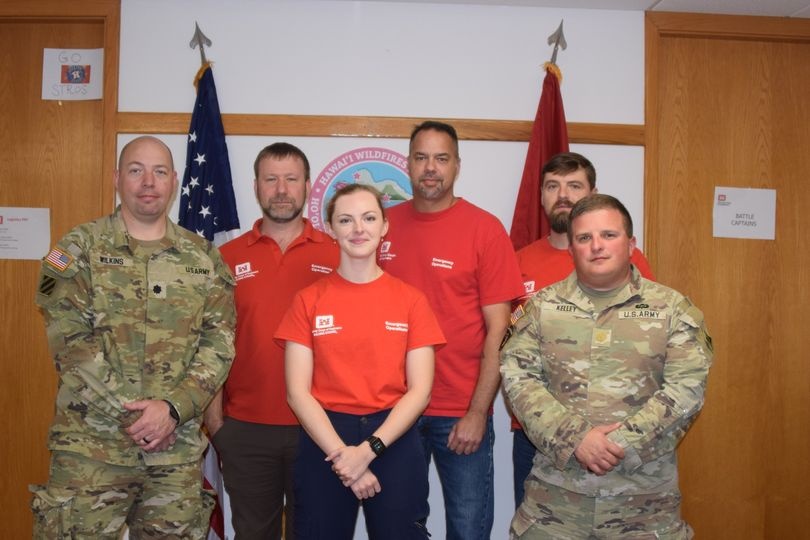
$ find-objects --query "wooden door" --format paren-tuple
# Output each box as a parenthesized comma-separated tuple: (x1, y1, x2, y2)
(0, 2, 118, 537)
(646, 12, 810, 540)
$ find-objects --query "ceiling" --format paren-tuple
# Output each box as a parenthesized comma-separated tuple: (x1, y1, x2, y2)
(353, 0, 810, 18)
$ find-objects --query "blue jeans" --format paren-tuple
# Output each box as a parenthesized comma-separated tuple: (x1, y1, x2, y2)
(512, 428, 536, 509)
(417, 415, 494, 540)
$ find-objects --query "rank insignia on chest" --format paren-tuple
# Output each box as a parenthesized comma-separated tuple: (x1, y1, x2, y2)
(592, 328, 612, 348)
(150, 281, 166, 299)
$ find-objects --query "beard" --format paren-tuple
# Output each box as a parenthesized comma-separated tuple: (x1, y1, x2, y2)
(549, 205, 572, 234)
(262, 198, 304, 224)
(414, 176, 447, 200)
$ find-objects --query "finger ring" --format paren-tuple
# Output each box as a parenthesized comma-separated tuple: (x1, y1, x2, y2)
(143, 437, 151, 443)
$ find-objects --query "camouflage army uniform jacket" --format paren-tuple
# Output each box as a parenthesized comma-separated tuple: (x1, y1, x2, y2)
(501, 267, 712, 503)
(36, 208, 236, 467)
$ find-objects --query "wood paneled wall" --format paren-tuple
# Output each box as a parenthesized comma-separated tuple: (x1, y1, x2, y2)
(646, 12, 810, 540)
(0, 1, 119, 537)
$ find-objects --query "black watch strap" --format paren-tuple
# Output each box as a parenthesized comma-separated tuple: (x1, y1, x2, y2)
(365, 435, 387, 457)
(163, 400, 180, 425)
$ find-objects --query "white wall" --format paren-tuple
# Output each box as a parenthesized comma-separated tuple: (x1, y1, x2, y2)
(119, 2, 646, 538)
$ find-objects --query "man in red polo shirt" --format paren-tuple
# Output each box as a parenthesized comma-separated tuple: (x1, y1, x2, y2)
(204, 143, 339, 539)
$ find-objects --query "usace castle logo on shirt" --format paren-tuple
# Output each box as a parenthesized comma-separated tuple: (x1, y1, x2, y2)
(378, 240, 394, 262)
(315, 315, 333, 329)
(308, 147, 412, 231)
(313, 314, 342, 337)
(234, 261, 257, 281)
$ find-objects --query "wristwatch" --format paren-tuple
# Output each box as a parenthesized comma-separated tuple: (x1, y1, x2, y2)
(163, 400, 180, 425)
(365, 435, 387, 457)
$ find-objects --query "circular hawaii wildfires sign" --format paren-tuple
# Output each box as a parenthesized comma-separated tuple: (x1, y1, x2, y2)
(309, 147, 412, 231)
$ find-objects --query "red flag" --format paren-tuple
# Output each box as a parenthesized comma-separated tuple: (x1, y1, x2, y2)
(509, 63, 569, 251)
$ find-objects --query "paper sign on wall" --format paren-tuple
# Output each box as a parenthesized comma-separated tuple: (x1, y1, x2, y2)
(0, 207, 50, 260)
(42, 48, 104, 101)
(713, 186, 776, 240)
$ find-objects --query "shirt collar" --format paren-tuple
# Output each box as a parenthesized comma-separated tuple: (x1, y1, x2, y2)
(111, 206, 179, 253)
(559, 265, 643, 311)
(246, 218, 326, 247)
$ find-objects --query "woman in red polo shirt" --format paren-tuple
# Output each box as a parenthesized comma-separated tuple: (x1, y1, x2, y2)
(275, 183, 445, 540)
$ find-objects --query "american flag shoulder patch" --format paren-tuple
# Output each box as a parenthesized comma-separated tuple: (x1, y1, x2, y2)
(510, 304, 526, 326)
(45, 247, 74, 272)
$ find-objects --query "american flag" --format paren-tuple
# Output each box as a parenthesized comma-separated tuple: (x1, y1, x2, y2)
(178, 63, 240, 245)
(45, 247, 73, 271)
(178, 62, 238, 540)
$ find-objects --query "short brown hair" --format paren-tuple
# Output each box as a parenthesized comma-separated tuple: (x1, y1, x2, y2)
(542, 152, 596, 190)
(253, 142, 310, 180)
(567, 194, 633, 241)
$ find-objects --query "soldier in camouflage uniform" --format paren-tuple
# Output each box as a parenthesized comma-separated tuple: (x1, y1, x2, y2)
(501, 194, 712, 539)
(30, 136, 236, 539)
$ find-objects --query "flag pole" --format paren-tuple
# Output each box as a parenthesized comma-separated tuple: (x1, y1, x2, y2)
(189, 22, 212, 67)
(179, 28, 238, 535)
(547, 20, 566, 66)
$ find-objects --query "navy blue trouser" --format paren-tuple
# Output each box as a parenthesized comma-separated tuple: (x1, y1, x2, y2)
(294, 409, 430, 540)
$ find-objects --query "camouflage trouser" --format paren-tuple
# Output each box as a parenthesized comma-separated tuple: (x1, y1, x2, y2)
(511, 481, 693, 540)
(30, 451, 215, 539)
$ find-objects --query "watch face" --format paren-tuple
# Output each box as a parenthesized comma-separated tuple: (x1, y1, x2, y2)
(367, 436, 385, 456)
